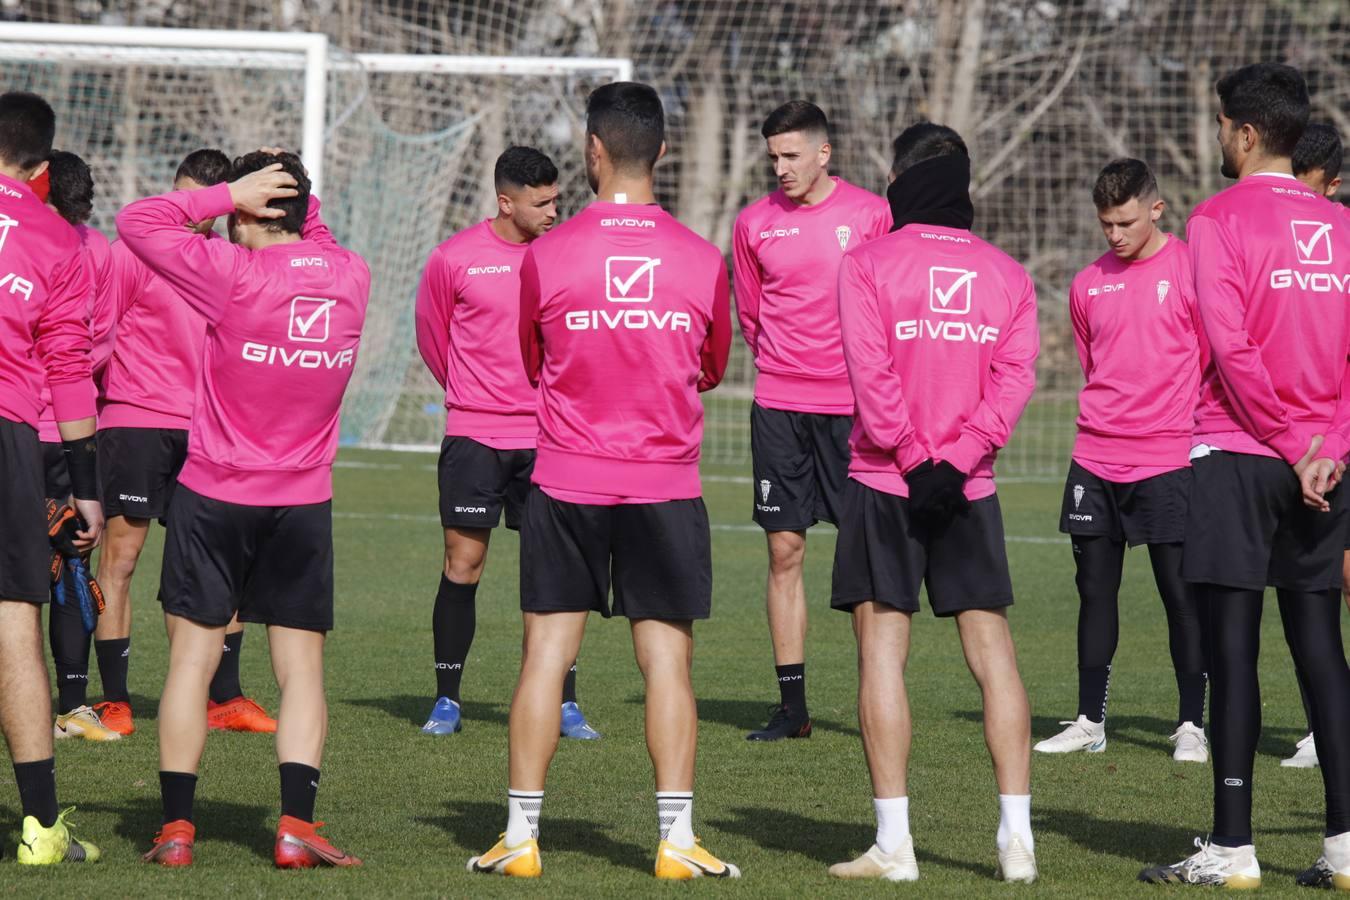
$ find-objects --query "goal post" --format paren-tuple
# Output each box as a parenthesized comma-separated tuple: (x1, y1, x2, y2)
(0, 22, 631, 451)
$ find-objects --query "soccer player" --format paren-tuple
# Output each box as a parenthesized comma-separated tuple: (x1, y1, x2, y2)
(38, 150, 119, 742)
(0, 90, 103, 864)
(828, 123, 1039, 883)
(414, 146, 597, 739)
(1140, 64, 1350, 890)
(468, 82, 737, 879)
(732, 100, 890, 741)
(1034, 159, 1208, 763)
(1281, 121, 1346, 771)
(119, 151, 368, 868)
(96, 148, 275, 736)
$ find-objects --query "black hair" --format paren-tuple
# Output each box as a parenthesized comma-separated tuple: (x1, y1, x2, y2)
(0, 91, 56, 171)
(46, 150, 94, 225)
(585, 81, 665, 174)
(1215, 63, 1309, 159)
(1292, 122, 1343, 183)
(175, 148, 231, 187)
(890, 122, 969, 177)
(1091, 158, 1159, 210)
(494, 145, 559, 193)
(760, 100, 830, 142)
(229, 150, 310, 234)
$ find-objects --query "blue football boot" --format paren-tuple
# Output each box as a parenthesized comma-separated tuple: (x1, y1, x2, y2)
(560, 701, 601, 740)
(422, 697, 462, 735)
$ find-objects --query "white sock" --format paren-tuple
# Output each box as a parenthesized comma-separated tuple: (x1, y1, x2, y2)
(506, 789, 543, 846)
(997, 794, 1033, 852)
(873, 796, 910, 854)
(656, 791, 694, 849)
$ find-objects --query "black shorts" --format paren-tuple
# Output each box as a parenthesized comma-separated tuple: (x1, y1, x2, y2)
(831, 478, 1014, 617)
(437, 436, 534, 531)
(158, 485, 335, 631)
(1058, 461, 1191, 546)
(42, 441, 70, 501)
(519, 486, 712, 621)
(750, 402, 851, 531)
(98, 426, 188, 521)
(0, 417, 51, 604)
(1182, 450, 1349, 592)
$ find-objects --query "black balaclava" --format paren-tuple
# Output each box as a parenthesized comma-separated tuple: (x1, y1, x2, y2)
(886, 153, 975, 232)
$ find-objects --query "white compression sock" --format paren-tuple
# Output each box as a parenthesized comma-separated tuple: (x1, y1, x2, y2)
(874, 796, 910, 853)
(506, 789, 543, 846)
(997, 794, 1033, 852)
(656, 792, 695, 849)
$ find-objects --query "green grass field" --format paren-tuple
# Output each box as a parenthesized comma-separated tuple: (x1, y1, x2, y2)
(7, 448, 1348, 897)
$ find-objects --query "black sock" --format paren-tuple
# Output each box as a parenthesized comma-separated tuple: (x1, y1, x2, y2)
(95, 637, 130, 704)
(160, 771, 198, 825)
(433, 576, 477, 703)
(49, 584, 91, 714)
(14, 759, 58, 828)
(279, 763, 320, 823)
(1077, 666, 1112, 724)
(776, 663, 806, 714)
(562, 663, 578, 705)
(1176, 671, 1207, 728)
(209, 631, 244, 704)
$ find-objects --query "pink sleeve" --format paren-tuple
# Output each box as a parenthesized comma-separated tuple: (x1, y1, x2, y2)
(414, 249, 453, 390)
(301, 195, 338, 249)
(837, 252, 928, 473)
(1069, 281, 1091, 379)
(731, 216, 763, 356)
(36, 245, 95, 422)
(114, 183, 245, 325)
(940, 272, 1040, 474)
(871, 198, 893, 239)
(88, 242, 117, 374)
(698, 258, 733, 392)
(518, 247, 543, 388)
(1188, 214, 1304, 463)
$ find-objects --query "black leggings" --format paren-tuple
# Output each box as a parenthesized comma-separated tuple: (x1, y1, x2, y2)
(1073, 537, 1208, 724)
(1205, 585, 1350, 843)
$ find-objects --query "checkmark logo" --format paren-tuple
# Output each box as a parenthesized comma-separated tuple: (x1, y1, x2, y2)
(929, 266, 977, 315)
(605, 256, 661, 303)
(289, 296, 336, 343)
(1291, 220, 1333, 265)
(0, 214, 17, 256)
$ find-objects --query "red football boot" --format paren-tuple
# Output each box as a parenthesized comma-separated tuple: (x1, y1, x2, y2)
(274, 816, 362, 868)
(143, 819, 195, 867)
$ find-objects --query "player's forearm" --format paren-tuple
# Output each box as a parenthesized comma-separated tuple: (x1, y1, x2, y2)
(116, 185, 236, 324)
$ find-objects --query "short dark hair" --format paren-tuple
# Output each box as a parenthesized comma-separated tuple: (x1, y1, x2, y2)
(890, 122, 969, 177)
(0, 92, 56, 170)
(1292, 122, 1343, 182)
(585, 82, 664, 174)
(229, 150, 310, 234)
(46, 150, 94, 225)
(761, 100, 829, 142)
(1215, 63, 1309, 159)
(1092, 158, 1159, 210)
(175, 148, 230, 187)
(494, 146, 558, 193)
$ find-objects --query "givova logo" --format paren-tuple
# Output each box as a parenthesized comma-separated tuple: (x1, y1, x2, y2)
(1271, 220, 1347, 292)
(1291, 220, 1333, 265)
(929, 266, 975, 315)
(467, 265, 511, 276)
(0, 214, 33, 302)
(567, 255, 692, 332)
(759, 227, 799, 240)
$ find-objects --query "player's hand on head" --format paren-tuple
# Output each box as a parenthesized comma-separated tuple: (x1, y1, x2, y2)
(258, 147, 308, 177)
(72, 498, 104, 550)
(228, 163, 298, 219)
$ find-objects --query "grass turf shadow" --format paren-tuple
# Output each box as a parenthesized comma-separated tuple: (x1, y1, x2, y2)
(343, 694, 509, 728)
(678, 697, 860, 738)
(708, 805, 993, 879)
(79, 795, 274, 860)
(416, 799, 649, 873)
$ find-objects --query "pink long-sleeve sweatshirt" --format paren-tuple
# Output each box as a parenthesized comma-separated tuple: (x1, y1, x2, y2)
(1189, 174, 1350, 464)
(415, 220, 536, 449)
(838, 223, 1039, 500)
(38, 224, 114, 443)
(115, 185, 370, 506)
(518, 201, 732, 502)
(0, 172, 94, 431)
(733, 177, 891, 414)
